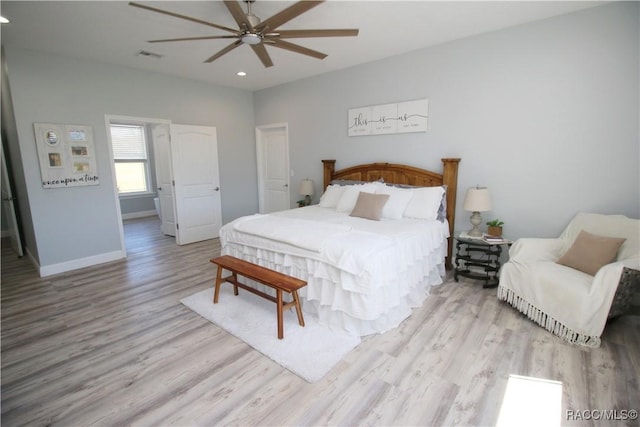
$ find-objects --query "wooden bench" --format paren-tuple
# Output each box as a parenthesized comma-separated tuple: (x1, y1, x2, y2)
(210, 255, 306, 339)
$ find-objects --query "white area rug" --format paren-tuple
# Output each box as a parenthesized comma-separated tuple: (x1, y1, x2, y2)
(180, 287, 361, 383)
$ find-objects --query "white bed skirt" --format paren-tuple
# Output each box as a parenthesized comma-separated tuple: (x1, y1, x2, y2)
(221, 241, 447, 337)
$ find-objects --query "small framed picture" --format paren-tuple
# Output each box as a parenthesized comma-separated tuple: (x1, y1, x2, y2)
(73, 161, 91, 173)
(45, 130, 59, 146)
(68, 130, 86, 141)
(71, 145, 88, 156)
(48, 153, 63, 168)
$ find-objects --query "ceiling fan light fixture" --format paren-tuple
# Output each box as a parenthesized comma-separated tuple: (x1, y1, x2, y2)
(241, 32, 262, 45)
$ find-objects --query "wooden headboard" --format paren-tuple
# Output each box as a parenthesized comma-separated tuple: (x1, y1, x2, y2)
(322, 158, 461, 269)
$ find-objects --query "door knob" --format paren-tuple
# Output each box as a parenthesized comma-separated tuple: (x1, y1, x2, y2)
(214, 187, 220, 191)
(283, 184, 288, 188)
(158, 187, 162, 191)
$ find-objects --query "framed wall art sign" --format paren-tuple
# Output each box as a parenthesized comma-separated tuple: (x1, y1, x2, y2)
(348, 98, 429, 137)
(34, 123, 99, 188)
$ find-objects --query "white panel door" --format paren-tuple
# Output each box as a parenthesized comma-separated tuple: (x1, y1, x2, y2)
(256, 124, 290, 213)
(170, 124, 222, 245)
(1, 143, 23, 256)
(151, 124, 177, 237)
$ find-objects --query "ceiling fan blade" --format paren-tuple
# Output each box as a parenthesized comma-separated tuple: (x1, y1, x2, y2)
(274, 29, 359, 39)
(250, 43, 274, 68)
(256, 1, 324, 32)
(129, 2, 238, 34)
(204, 40, 243, 63)
(269, 39, 327, 60)
(223, 1, 253, 31)
(149, 35, 239, 43)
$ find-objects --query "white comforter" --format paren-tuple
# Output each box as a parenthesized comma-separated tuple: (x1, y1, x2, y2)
(219, 205, 449, 336)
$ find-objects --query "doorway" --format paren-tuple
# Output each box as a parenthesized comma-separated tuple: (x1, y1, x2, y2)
(256, 123, 290, 213)
(1, 141, 23, 257)
(105, 115, 222, 255)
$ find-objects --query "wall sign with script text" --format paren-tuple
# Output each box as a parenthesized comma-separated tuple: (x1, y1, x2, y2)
(348, 99, 428, 137)
(34, 123, 99, 188)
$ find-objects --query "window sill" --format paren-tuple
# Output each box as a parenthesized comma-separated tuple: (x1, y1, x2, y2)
(119, 191, 156, 199)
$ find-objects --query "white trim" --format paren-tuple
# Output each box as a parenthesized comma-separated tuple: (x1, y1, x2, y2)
(119, 191, 156, 199)
(38, 250, 125, 277)
(25, 247, 39, 272)
(122, 210, 158, 220)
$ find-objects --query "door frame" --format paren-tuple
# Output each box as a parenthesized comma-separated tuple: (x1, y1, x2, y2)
(1, 141, 23, 256)
(151, 123, 177, 237)
(104, 114, 172, 256)
(255, 123, 290, 213)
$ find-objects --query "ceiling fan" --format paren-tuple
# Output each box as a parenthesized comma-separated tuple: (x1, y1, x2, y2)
(129, 0, 359, 68)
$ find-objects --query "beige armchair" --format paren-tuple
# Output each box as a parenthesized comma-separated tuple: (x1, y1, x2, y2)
(498, 213, 639, 347)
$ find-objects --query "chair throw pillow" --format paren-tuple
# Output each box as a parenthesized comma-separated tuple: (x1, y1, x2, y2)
(556, 230, 626, 276)
(349, 192, 390, 221)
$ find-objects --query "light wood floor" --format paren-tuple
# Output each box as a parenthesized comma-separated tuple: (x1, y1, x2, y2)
(2, 216, 639, 426)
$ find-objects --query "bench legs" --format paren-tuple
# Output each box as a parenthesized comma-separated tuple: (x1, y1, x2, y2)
(213, 265, 222, 303)
(292, 290, 305, 327)
(213, 269, 238, 304)
(276, 290, 305, 339)
(276, 289, 284, 339)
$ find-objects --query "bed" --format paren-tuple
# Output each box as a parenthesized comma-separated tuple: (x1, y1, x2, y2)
(220, 158, 461, 336)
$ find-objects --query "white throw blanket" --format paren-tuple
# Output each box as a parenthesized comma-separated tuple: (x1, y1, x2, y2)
(498, 213, 640, 347)
(232, 213, 395, 276)
(232, 214, 352, 253)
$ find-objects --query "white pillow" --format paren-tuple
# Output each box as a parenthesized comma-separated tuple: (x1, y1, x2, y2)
(319, 185, 345, 208)
(336, 183, 377, 212)
(404, 186, 445, 220)
(374, 184, 414, 220)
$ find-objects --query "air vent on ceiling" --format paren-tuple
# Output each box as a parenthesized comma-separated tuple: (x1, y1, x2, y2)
(136, 50, 163, 59)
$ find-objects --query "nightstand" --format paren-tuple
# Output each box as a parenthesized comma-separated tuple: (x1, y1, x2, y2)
(454, 235, 512, 288)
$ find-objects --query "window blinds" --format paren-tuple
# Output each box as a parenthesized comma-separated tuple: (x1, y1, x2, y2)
(110, 124, 147, 160)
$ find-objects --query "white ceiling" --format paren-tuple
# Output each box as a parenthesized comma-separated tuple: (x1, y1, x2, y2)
(1, 1, 604, 91)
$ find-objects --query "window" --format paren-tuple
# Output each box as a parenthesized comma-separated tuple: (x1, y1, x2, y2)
(110, 124, 151, 195)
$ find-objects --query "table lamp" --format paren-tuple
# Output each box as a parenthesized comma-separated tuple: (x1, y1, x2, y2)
(298, 179, 314, 206)
(463, 186, 492, 237)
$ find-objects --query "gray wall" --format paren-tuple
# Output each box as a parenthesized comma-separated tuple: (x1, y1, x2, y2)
(3, 2, 638, 274)
(254, 2, 639, 240)
(4, 48, 258, 269)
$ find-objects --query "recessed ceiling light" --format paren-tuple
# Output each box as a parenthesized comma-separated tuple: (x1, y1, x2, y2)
(0, 16, 10, 24)
(237, 71, 247, 77)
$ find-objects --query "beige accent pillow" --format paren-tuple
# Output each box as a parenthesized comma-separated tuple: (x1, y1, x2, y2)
(349, 192, 390, 221)
(556, 230, 626, 276)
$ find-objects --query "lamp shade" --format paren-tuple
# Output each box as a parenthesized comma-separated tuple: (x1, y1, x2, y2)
(463, 187, 492, 212)
(299, 179, 314, 196)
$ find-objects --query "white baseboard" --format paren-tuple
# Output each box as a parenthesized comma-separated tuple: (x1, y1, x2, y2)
(121, 210, 158, 220)
(38, 250, 126, 277)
